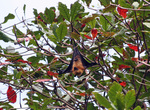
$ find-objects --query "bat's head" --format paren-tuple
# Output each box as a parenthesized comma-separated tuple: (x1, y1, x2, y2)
(72, 67, 84, 76)
(72, 55, 85, 76)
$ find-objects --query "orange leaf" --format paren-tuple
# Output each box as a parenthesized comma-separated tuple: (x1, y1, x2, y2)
(117, 7, 128, 19)
(84, 35, 92, 40)
(7, 86, 17, 103)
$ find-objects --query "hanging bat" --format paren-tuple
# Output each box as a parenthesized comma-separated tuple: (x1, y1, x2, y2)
(59, 46, 96, 76)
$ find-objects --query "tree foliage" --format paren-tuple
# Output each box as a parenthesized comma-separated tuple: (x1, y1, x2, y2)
(0, 0, 150, 109)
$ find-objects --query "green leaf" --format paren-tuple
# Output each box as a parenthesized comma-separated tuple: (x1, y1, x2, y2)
(125, 90, 136, 109)
(3, 13, 15, 24)
(99, 15, 111, 31)
(93, 92, 114, 109)
(0, 31, 14, 42)
(56, 22, 67, 41)
(116, 91, 125, 110)
(85, 0, 92, 7)
(71, 32, 80, 40)
(70, 1, 82, 22)
(52, 24, 58, 38)
(27, 56, 40, 65)
(108, 82, 122, 104)
(33, 8, 38, 17)
(143, 22, 150, 28)
(114, 46, 123, 54)
(14, 69, 22, 79)
(23, 4, 26, 15)
(98, 0, 110, 7)
(133, 106, 142, 110)
(58, 2, 70, 21)
(81, 14, 98, 24)
(39, 13, 47, 23)
(45, 8, 55, 23)
(12, 26, 24, 36)
(118, 0, 131, 8)
(103, 5, 116, 13)
(38, 20, 48, 31)
(126, 47, 135, 57)
(87, 103, 97, 110)
(81, 0, 92, 7)
(88, 19, 96, 29)
(55, 45, 67, 53)
(0, 66, 7, 76)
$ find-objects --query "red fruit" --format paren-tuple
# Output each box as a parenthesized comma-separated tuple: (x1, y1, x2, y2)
(81, 24, 86, 28)
(79, 15, 82, 19)
(117, 6, 128, 19)
(7, 86, 17, 103)
(37, 68, 41, 71)
(95, 56, 98, 60)
(91, 28, 98, 39)
(37, 15, 41, 19)
(54, 18, 58, 22)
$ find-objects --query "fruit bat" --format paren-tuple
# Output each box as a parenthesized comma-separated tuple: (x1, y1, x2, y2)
(59, 46, 96, 76)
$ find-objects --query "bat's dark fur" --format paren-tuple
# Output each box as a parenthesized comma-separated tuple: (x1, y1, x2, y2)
(59, 47, 96, 76)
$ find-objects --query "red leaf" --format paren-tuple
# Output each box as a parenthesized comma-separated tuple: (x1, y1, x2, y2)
(78, 92, 86, 96)
(84, 35, 92, 40)
(120, 81, 126, 87)
(35, 79, 51, 82)
(76, 92, 92, 96)
(7, 86, 17, 103)
(131, 57, 138, 62)
(117, 6, 128, 19)
(47, 71, 58, 78)
(91, 28, 97, 39)
(119, 64, 130, 70)
(127, 44, 138, 51)
(16, 59, 32, 64)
